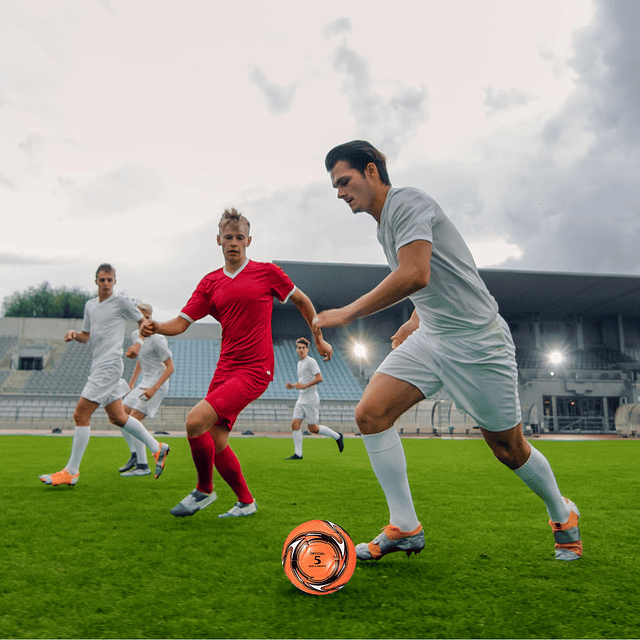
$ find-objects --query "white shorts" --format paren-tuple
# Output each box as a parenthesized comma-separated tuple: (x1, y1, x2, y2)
(377, 315, 522, 433)
(81, 365, 130, 408)
(123, 384, 168, 419)
(293, 401, 320, 425)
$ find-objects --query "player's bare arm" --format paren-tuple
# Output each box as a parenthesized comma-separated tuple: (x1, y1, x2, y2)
(314, 241, 431, 329)
(125, 342, 142, 359)
(289, 288, 333, 361)
(287, 372, 323, 390)
(142, 357, 175, 399)
(128, 361, 141, 390)
(141, 316, 190, 337)
(64, 330, 90, 343)
(391, 309, 420, 349)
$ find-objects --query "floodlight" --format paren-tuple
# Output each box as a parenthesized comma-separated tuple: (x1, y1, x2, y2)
(548, 351, 564, 365)
(353, 343, 367, 360)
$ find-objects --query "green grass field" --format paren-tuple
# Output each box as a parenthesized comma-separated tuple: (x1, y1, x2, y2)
(1, 433, 639, 639)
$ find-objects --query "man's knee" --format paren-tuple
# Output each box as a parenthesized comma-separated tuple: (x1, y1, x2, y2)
(308, 424, 319, 434)
(483, 425, 530, 470)
(355, 401, 393, 434)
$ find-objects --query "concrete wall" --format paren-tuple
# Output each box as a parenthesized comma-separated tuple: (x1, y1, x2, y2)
(0, 316, 221, 341)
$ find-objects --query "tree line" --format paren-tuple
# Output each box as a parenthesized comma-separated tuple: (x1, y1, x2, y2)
(2, 282, 93, 319)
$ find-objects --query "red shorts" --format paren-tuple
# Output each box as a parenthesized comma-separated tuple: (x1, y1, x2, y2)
(205, 369, 270, 430)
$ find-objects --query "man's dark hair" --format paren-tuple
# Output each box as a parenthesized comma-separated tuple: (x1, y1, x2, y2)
(95, 263, 115, 278)
(324, 140, 391, 186)
(296, 337, 310, 347)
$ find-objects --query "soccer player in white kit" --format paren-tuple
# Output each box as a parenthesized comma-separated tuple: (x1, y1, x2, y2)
(285, 337, 344, 460)
(316, 141, 581, 562)
(39, 265, 170, 486)
(119, 303, 175, 477)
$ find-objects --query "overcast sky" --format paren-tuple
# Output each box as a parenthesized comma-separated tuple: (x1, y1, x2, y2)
(1, 0, 639, 322)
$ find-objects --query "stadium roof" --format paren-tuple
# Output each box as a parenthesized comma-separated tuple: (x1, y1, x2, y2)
(274, 261, 640, 319)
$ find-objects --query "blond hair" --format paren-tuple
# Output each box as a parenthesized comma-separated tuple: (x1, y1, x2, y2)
(218, 207, 250, 234)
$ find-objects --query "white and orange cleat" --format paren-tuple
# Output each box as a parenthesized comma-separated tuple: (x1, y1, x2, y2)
(356, 523, 425, 561)
(153, 443, 170, 479)
(39, 469, 79, 486)
(550, 498, 582, 561)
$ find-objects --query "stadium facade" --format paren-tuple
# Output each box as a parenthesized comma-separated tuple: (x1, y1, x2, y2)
(2, 262, 640, 436)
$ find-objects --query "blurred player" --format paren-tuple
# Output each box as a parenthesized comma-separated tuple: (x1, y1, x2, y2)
(285, 337, 343, 459)
(119, 303, 175, 477)
(39, 264, 170, 487)
(316, 141, 581, 562)
(141, 208, 333, 518)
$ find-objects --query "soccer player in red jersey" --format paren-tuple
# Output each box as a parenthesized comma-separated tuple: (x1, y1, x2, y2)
(141, 208, 333, 518)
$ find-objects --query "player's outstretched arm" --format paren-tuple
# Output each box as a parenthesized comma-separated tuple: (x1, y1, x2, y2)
(314, 240, 431, 329)
(140, 316, 191, 337)
(289, 288, 333, 361)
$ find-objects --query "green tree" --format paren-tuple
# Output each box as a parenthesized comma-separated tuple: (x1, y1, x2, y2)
(2, 282, 93, 319)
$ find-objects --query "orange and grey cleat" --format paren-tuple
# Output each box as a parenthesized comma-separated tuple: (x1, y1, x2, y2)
(39, 469, 79, 486)
(550, 498, 582, 561)
(153, 443, 170, 479)
(356, 523, 425, 561)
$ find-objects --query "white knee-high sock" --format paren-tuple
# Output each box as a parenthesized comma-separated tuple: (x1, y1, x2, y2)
(66, 426, 91, 475)
(122, 427, 147, 464)
(514, 445, 571, 523)
(362, 427, 420, 532)
(317, 425, 340, 440)
(122, 428, 136, 454)
(292, 429, 303, 456)
(121, 416, 159, 454)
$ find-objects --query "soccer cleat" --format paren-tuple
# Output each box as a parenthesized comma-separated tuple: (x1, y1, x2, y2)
(170, 489, 218, 517)
(120, 464, 151, 477)
(550, 498, 582, 561)
(153, 443, 170, 479)
(39, 469, 80, 486)
(118, 453, 137, 473)
(336, 433, 344, 453)
(356, 523, 425, 561)
(218, 500, 258, 518)
(286, 454, 303, 460)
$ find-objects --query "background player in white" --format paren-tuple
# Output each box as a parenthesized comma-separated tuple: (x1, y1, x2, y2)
(315, 141, 581, 562)
(39, 264, 170, 486)
(285, 337, 343, 459)
(119, 303, 175, 477)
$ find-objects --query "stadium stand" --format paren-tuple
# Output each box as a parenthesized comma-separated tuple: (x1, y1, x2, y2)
(166, 339, 219, 397)
(0, 335, 18, 361)
(21, 338, 137, 394)
(4, 264, 640, 435)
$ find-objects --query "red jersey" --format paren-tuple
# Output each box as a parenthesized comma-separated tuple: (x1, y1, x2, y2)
(180, 260, 295, 379)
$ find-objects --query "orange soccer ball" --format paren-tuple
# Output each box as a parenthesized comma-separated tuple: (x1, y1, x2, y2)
(282, 519, 356, 595)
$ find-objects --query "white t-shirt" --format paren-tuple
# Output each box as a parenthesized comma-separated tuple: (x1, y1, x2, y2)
(81, 295, 143, 373)
(131, 330, 173, 390)
(297, 355, 321, 404)
(377, 187, 499, 334)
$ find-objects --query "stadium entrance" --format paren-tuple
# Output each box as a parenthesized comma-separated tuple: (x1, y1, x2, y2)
(543, 395, 619, 433)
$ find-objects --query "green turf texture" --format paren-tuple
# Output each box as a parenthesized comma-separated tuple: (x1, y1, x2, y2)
(1, 434, 639, 639)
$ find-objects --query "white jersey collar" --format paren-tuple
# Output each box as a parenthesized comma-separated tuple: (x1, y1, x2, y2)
(223, 258, 250, 279)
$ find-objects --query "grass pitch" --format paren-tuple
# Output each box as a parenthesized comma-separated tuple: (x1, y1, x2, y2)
(1, 433, 639, 639)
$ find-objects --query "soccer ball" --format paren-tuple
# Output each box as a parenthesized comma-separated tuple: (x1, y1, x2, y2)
(282, 519, 356, 595)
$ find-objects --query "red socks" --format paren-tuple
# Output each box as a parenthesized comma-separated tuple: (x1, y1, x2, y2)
(214, 445, 253, 504)
(188, 432, 253, 503)
(188, 431, 215, 494)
